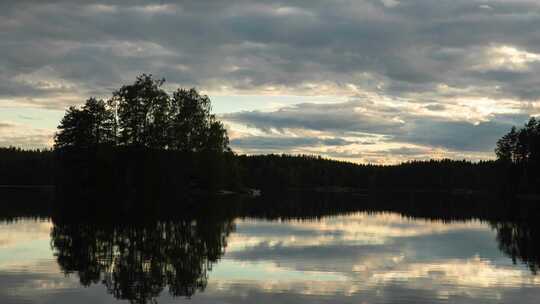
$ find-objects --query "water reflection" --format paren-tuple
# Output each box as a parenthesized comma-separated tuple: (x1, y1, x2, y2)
(50, 216, 234, 303)
(218, 215, 540, 303)
(493, 221, 540, 274)
(1, 189, 540, 303)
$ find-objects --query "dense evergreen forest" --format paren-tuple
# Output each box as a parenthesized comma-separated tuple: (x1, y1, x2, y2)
(495, 117, 540, 193)
(0, 146, 504, 191)
(0, 147, 54, 185)
(237, 154, 502, 191)
(0, 74, 538, 195)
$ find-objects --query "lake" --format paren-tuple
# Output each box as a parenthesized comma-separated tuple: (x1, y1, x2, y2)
(0, 191, 539, 303)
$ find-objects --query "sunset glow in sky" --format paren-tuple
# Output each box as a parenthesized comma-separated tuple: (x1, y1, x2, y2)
(2, 0, 540, 163)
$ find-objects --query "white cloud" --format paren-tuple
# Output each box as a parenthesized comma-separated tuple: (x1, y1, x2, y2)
(381, 0, 400, 8)
(474, 45, 540, 72)
(0, 120, 54, 148)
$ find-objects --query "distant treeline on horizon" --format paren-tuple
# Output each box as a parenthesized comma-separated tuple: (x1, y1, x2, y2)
(1, 116, 539, 193)
(0, 146, 521, 193)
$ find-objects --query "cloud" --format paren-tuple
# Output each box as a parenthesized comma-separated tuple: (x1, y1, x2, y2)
(3, 0, 540, 104)
(0, 122, 16, 129)
(223, 100, 404, 134)
(231, 136, 358, 151)
(424, 104, 446, 111)
(396, 118, 514, 152)
(224, 97, 524, 159)
(2, 0, 540, 159)
(0, 121, 54, 149)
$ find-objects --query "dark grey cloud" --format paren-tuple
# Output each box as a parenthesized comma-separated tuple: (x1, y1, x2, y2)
(0, 122, 15, 129)
(398, 119, 513, 152)
(231, 136, 358, 151)
(2, 0, 540, 106)
(424, 104, 446, 111)
(223, 100, 404, 134)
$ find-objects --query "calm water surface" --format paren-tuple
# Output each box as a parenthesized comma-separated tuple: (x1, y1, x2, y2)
(1, 210, 539, 303)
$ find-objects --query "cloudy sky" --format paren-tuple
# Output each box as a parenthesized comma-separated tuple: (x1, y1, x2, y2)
(2, 0, 540, 163)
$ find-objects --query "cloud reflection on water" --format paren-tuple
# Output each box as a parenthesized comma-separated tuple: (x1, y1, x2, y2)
(1, 212, 540, 303)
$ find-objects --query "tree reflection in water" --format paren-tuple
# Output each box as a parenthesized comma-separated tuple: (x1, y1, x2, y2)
(50, 216, 235, 303)
(3, 188, 537, 303)
(492, 221, 540, 274)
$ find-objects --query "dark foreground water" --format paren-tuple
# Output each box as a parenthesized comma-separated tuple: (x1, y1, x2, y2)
(1, 191, 540, 303)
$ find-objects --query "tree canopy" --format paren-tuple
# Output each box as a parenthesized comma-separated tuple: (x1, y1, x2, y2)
(55, 74, 229, 153)
(495, 117, 540, 192)
(54, 98, 115, 149)
(495, 117, 540, 164)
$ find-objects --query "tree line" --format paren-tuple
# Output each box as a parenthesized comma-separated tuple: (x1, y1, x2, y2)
(237, 154, 502, 191)
(496, 117, 540, 164)
(0, 146, 504, 193)
(495, 117, 540, 192)
(0, 147, 54, 185)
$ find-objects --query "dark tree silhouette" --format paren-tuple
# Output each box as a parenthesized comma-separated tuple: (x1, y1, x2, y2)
(84, 97, 117, 145)
(55, 98, 115, 149)
(169, 88, 229, 152)
(54, 106, 87, 149)
(54, 74, 230, 153)
(0, 147, 54, 185)
(51, 75, 235, 194)
(495, 126, 518, 163)
(496, 117, 540, 164)
(237, 154, 501, 191)
(205, 120, 229, 153)
(495, 117, 540, 192)
(112, 74, 170, 148)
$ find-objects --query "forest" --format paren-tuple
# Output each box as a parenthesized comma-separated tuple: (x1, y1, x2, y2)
(0, 75, 539, 196)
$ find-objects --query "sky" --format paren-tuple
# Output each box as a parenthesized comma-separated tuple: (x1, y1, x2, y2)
(1, 0, 540, 163)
